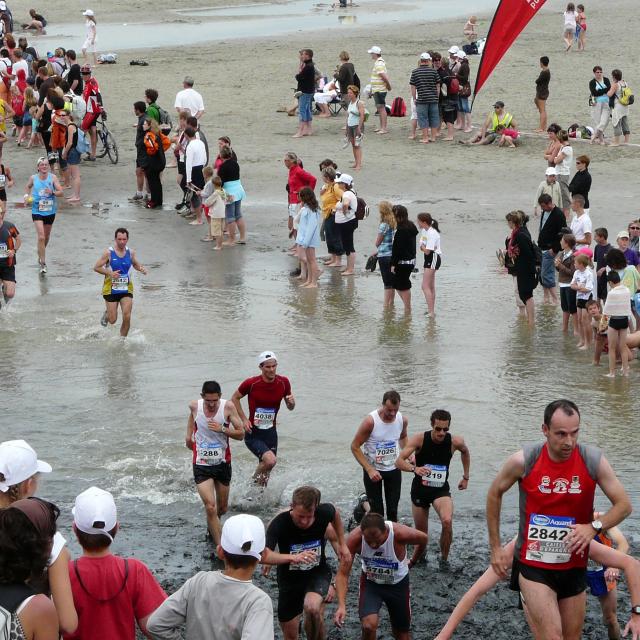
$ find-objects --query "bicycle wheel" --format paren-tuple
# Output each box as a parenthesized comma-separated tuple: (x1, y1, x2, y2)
(104, 131, 119, 164)
(96, 125, 108, 159)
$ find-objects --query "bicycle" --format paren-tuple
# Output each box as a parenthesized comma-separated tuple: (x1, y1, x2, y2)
(95, 112, 119, 164)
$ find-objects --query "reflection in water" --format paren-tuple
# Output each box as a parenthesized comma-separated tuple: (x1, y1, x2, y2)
(337, 15, 357, 24)
(103, 344, 138, 401)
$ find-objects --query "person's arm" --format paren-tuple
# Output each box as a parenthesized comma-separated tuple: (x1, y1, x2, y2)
(130, 249, 148, 275)
(410, 83, 417, 102)
(260, 546, 319, 566)
(3, 101, 14, 118)
(48, 547, 78, 634)
(350, 416, 380, 481)
(553, 149, 566, 165)
(24, 594, 60, 640)
(396, 433, 421, 472)
(145, 583, 189, 640)
(607, 525, 630, 555)
(330, 505, 350, 564)
(50, 175, 64, 197)
(185, 401, 196, 449)
(231, 387, 251, 432)
(334, 529, 360, 628)
(224, 402, 245, 441)
(607, 81, 618, 98)
(185, 145, 193, 184)
(357, 100, 365, 131)
(398, 416, 409, 453)
(486, 450, 525, 578)
(70, 74, 79, 92)
(567, 454, 632, 554)
(93, 249, 113, 276)
(452, 435, 470, 490)
(379, 71, 391, 91)
(11, 232, 21, 255)
(394, 523, 428, 567)
(62, 124, 74, 159)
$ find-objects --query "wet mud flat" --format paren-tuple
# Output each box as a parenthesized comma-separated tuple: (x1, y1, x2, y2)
(123, 510, 637, 639)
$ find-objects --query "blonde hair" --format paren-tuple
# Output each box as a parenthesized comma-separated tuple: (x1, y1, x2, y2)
(575, 253, 591, 268)
(24, 87, 37, 108)
(203, 166, 214, 179)
(379, 201, 396, 228)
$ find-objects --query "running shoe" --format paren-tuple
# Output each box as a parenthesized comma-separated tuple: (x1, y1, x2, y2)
(130, 193, 144, 201)
(352, 493, 369, 525)
(175, 201, 186, 211)
(39, 262, 47, 275)
(100, 311, 108, 327)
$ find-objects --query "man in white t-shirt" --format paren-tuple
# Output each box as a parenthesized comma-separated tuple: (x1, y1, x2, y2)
(174, 76, 205, 119)
(569, 194, 592, 247)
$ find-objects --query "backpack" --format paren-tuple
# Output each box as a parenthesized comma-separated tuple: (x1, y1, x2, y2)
(157, 106, 173, 133)
(160, 132, 171, 151)
(355, 196, 369, 221)
(448, 77, 460, 95)
(390, 96, 406, 117)
(76, 129, 90, 154)
(353, 72, 361, 89)
(620, 84, 635, 106)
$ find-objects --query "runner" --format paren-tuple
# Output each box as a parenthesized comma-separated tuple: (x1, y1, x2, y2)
(0, 205, 19, 308)
(334, 512, 427, 639)
(25, 156, 63, 275)
(93, 228, 147, 337)
(262, 485, 350, 640)
(486, 399, 632, 640)
(396, 409, 470, 561)
(350, 390, 408, 522)
(433, 536, 640, 640)
(231, 351, 295, 487)
(185, 380, 244, 545)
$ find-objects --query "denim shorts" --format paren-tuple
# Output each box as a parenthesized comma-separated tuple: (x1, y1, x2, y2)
(416, 102, 440, 129)
(67, 147, 81, 166)
(458, 96, 470, 114)
(225, 199, 242, 223)
(298, 92, 313, 123)
(540, 250, 556, 288)
(373, 91, 387, 107)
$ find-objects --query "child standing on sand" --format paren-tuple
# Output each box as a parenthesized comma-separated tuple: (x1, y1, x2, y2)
(602, 271, 631, 377)
(202, 173, 227, 250)
(571, 253, 594, 349)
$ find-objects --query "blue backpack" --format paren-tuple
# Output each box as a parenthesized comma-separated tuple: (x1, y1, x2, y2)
(76, 129, 90, 154)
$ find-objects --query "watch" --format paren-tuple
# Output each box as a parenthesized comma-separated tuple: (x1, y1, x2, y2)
(591, 519, 603, 533)
(632, 606, 640, 616)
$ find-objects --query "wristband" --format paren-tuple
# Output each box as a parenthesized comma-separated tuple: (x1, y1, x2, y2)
(462, 475, 469, 480)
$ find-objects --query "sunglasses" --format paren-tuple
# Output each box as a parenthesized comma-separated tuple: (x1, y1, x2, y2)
(630, 226, 640, 230)
(434, 426, 450, 433)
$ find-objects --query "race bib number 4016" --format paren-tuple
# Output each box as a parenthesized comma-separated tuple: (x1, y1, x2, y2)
(525, 514, 575, 564)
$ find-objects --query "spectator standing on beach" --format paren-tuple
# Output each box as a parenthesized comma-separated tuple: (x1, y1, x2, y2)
(553, 130, 573, 219)
(410, 53, 440, 144)
(563, 3, 577, 52)
(65, 50, 83, 96)
(132, 101, 148, 201)
(569, 155, 592, 213)
(506, 210, 536, 327)
(455, 52, 472, 132)
(533, 167, 562, 217)
(576, 4, 587, 51)
(391, 205, 418, 314)
(293, 49, 315, 139)
(589, 66, 611, 144)
(174, 76, 205, 120)
(368, 46, 391, 135)
(336, 51, 356, 104)
(81, 10, 97, 67)
(537, 194, 565, 305)
(608, 69, 631, 146)
(534, 56, 550, 133)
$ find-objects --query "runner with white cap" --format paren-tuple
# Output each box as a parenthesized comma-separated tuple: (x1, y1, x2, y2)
(231, 351, 295, 487)
(69, 487, 167, 640)
(147, 514, 274, 640)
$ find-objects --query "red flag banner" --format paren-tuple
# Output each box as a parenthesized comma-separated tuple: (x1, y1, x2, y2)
(473, 0, 548, 100)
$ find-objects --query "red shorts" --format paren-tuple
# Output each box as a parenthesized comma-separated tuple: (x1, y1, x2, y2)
(81, 111, 99, 131)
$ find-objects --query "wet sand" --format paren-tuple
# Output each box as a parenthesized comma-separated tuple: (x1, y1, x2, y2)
(3, 0, 640, 638)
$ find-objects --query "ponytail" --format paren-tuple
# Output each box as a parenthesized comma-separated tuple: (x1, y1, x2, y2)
(417, 212, 439, 232)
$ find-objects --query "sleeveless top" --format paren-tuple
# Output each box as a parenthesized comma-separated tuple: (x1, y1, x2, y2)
(360, 521, 409, 585)
(102, 247, 133, 296)
(192, 398, 231, 466)
(516, 442, 600, 570)
(363, 409, 403, 472)
(31, 173, 57, 217)
(412, 431, 453, 495)
(0, 584, 34, 640)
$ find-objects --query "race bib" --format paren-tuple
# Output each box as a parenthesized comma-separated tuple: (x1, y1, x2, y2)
(111, 275, 129, 292)
(290, 540, 321, 571)
(254, 407, 275, 430)
(363, 557, 398, 584)
(420, 464, 447, 488)
(38, 198, 53, 213)
(525, 514, 574, 564)
(0, 243, 8, 258)
(375, 441, 397, 467)
(0, 175, 6, 188)
(196, 442, 224, 466)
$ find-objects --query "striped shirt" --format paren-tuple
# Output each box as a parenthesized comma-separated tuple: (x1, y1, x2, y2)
(370, 58, 388, 93)
(377, 223, 394, 257)
(409, 66, 440, 104)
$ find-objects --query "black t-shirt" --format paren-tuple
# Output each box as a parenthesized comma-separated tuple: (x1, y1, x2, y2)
(266, 503, 335, 581)
(67, 63, 83, 96)
(391, 224, 418, 265)
(295, 60, 316, 94)
(217, 158, 240, 184)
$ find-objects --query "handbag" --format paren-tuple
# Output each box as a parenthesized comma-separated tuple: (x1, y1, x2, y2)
(365, 255, 378, 272)
(459, 83, 471, 98)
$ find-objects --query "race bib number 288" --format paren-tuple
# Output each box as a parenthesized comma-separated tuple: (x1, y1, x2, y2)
(525, 514, 574, 564)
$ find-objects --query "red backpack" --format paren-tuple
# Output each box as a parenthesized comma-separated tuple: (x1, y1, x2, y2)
(448, 77, 460, 95)
(390, 96, 406, 117)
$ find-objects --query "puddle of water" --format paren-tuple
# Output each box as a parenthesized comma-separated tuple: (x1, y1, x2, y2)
(32, 0, 499, 51)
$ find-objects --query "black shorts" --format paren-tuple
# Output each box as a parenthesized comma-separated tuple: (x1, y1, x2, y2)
(31, 214, 55, 226)
(576, 296, 592, 309)
(12, 115, 23, 127)
(442, 107, 457, 124)
(393, 263, 414, 291)
(277, 565, 332, 622)
(103, 292, 133, 303)
(378, 256, 393, 289)
(609, 316, 629, 330)
(560, 287, 577, 313)
(0, 188, 6, 202)
(410, 487, 451, 509)
(510, 558, 586, 600)
(517, 276, 535, 303)
(0, 264, 15, 282)
(245, 426, 277, 461)
(424, 253, 441, 270)
(193, 462, 232, 486)
(358, 573, 411, 631)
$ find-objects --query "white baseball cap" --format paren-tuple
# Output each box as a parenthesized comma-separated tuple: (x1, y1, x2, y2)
(257, 350, 277, 366)
(0, 440, 51, 492)
(337, 173, 353, 186)
(82, 9, 95, 16)
(221, 514, 265, 560)
(367, 46, 382, 55)
(73, 487, 118, 541)
(457, 50, 467, 59)
(420, 52, 432, 61)
(448, 46, 460, 54)
(545, 167, 557, 176)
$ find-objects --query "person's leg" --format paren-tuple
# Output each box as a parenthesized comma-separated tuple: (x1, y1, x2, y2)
(361, 613, 380, 640)
(397, 289, 411, 313)
(302, 592, 326, 640)
(89, 125, 97, 159)
(363, 469, 384, 516)
(525, 297, 535, 327)
(304, 247, 319, 287)
(557, 592, 587, 640)
(105, 299, 119, 325)
(411, 503, 429, 557)
(68, 165, 81, 200)
(1, 279, 15, 302)
(33, 219, 46, 265)
(297, 245, 308, 282)
(593, 334, 605, 365)
(214, 480, 230, 518)
(254, 450, 277, 487)
(353, 144, 363, 170)
(195, 478, 223, 544)
(378, 101, 388, 133)
(118, 296, 133, 337)
(280, 616, 301, 640)
(432, 496, 453, 561)
(620, 328, 629, 374)
(607, 327, 618, 376)
(596, 588, 620, 639)
(382, 468, 402, 522)
(576, 308, 586, 347)
(422, 268, 436, 314)
(384, 288, 395, 307)
(518, 575, 565, 639)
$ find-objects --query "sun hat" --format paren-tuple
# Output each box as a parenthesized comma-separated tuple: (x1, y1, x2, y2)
(448, 46, 459, 54)
(457, 50, 467, 59)
(0, 440, 51, 492)
(73, 487, 117, 541)
(545, 167, 557, 176)
(221, 514, 265, 561)
(82, 9, 95, 16)
(336, 173, 353, 186)
(367, 46, 382, 55)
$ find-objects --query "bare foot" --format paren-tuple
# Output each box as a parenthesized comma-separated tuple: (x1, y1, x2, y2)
(292, 133, 304, 138)
(223, 241, 236, 246)
(604, 372, 616, 378)
(328, 262, 343, 268)
(408, 134, 416, 139)
(578, 345, 589, 350)
(189, 220, 203, 225)
(463, 127, 473, 133)
(340, 270, 354, 276)
(66, 197, 81, 203)
(376, 130, 389, 135)
(302, 283, 318, 288)
(533, 129, 544, 133)
(213, 246, 222, 251)
(419, 139, 430, 144)
(444, 136, 454, 141)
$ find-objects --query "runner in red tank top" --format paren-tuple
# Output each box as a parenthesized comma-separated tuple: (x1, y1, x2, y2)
(486, 399, 631, 640)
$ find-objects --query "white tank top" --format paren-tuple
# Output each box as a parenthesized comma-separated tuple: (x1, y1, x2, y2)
(360, 521, 409, 585)
(193, 398, 230, 466)
(363, 409, 403, 471)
